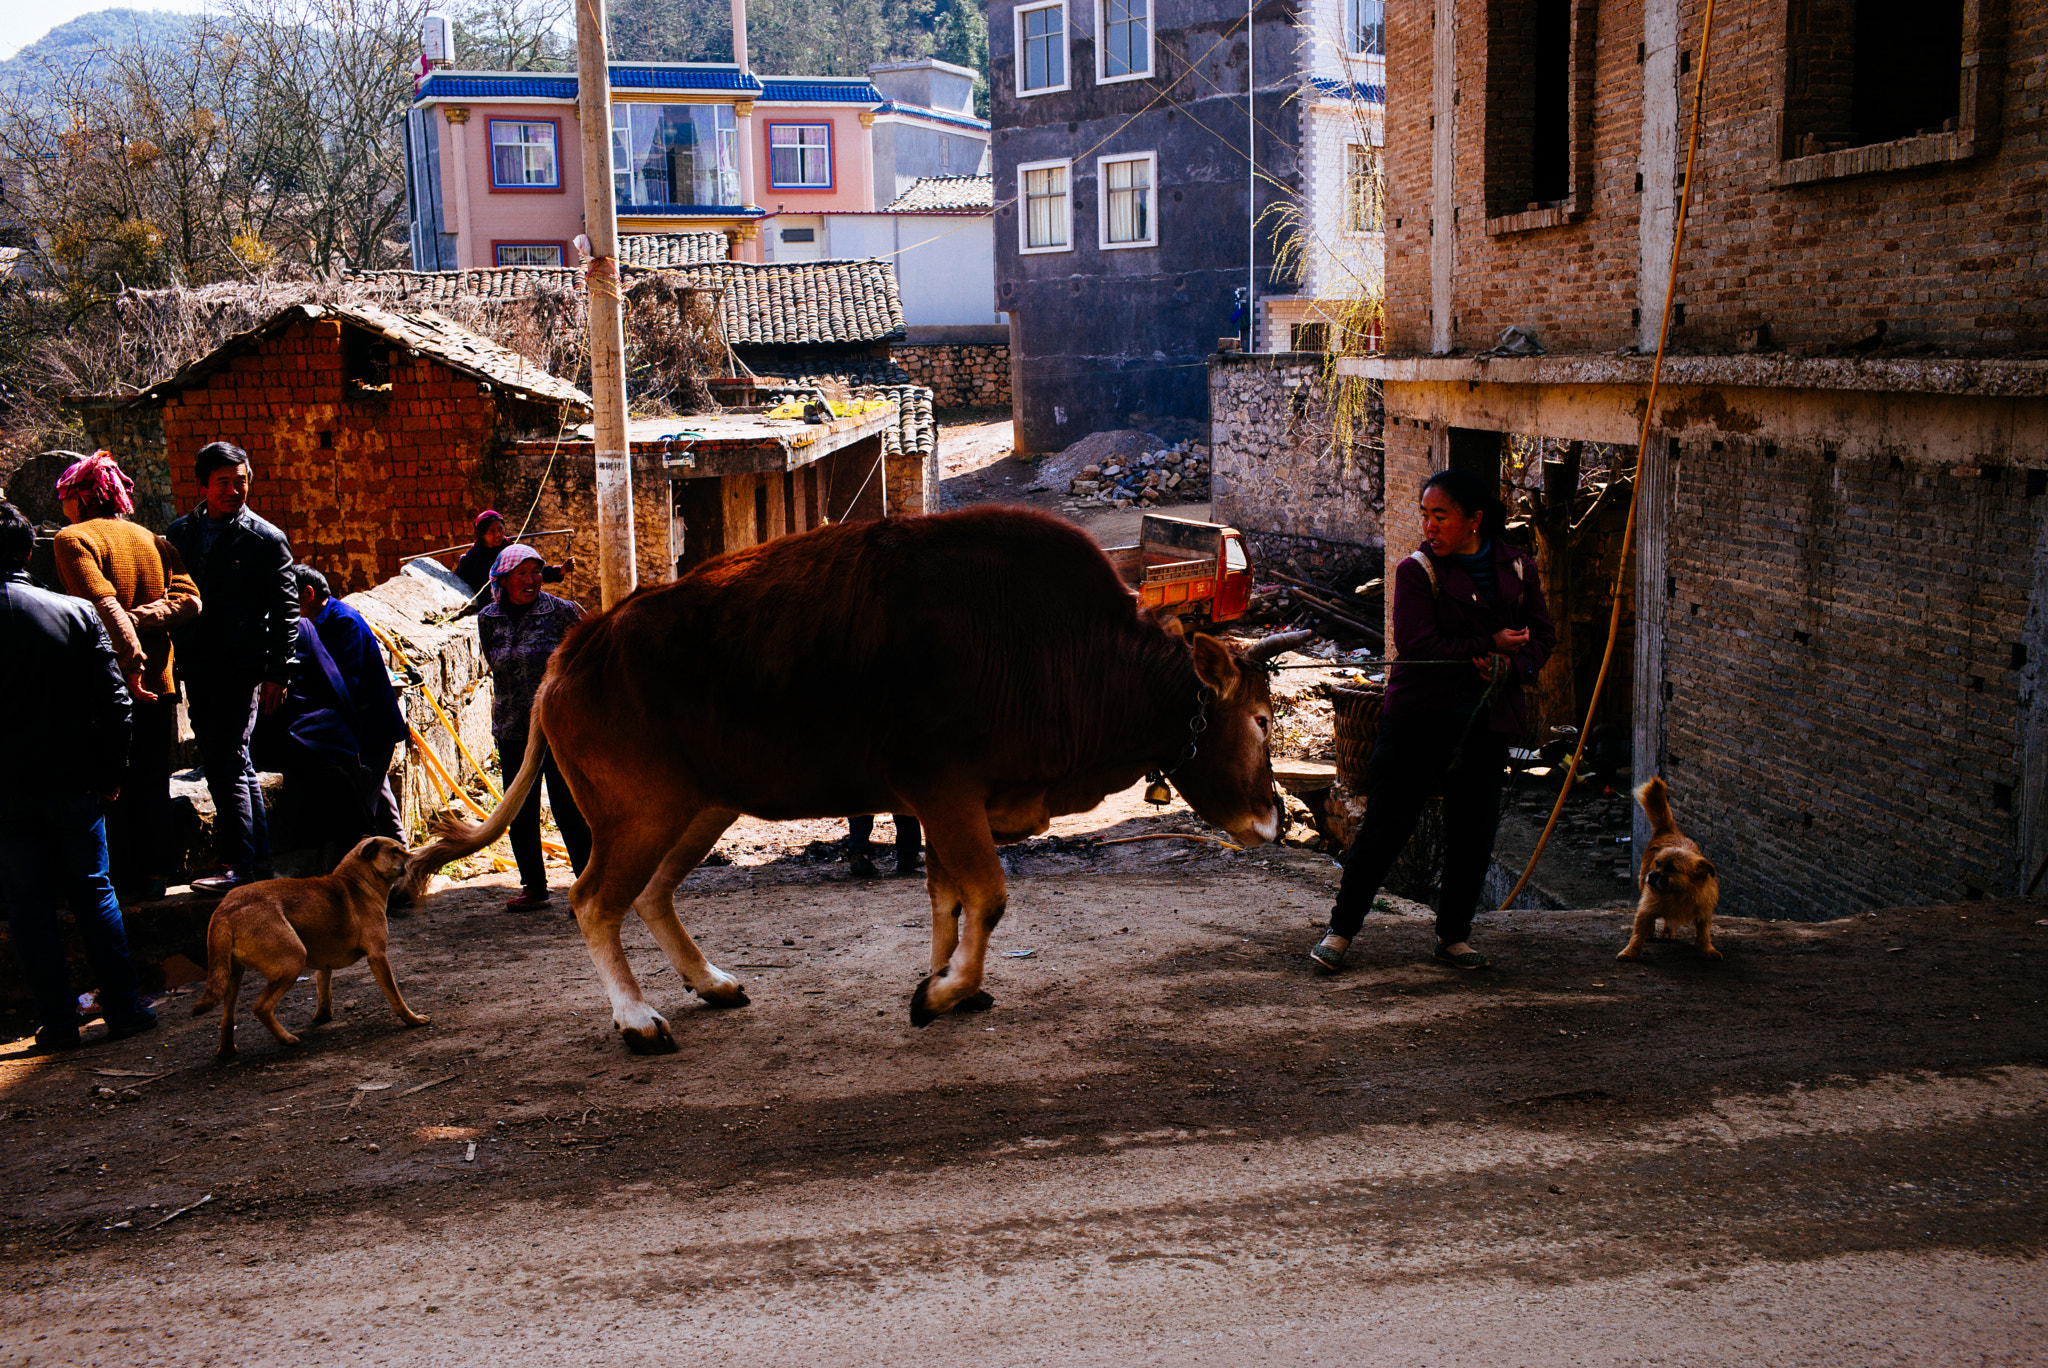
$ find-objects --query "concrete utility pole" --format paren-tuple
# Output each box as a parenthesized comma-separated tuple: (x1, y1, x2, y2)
(576, 0, 636, 608)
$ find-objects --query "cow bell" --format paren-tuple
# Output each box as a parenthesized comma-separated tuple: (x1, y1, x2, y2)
(1143, 774, 1174, 806)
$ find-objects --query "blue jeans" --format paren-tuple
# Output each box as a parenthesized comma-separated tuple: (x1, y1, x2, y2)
(187, 675, 273, 877)
(0, 791, 149, 1032)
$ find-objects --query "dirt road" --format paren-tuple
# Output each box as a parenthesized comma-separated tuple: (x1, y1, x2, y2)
(3, 785, 2044, 1366)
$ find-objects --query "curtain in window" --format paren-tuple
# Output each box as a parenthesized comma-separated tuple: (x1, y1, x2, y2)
(1104, 157, 1151, 243)
(612, 104, 741, 207)
(1103, 0, 1148, 75)
(1025, 165, 1068, 247)
(769, 125, 832, 187)
(491, 122, 557, 187)
(1022, 7, 1066, 89)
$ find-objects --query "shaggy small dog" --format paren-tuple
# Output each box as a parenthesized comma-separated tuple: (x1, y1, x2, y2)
(1617, 777, 1722, 961)
(192, 837, 429, 1058)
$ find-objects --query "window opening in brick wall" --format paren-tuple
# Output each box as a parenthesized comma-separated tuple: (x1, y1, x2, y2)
(1019, 159, 1072, 252)
(1099, 0, 1152, 80)
(1486, 0, 1575, 218)
(1291, 322, 1330, 352)
(342, 328, 391, 389)
(1099, 152, 1156, 248)
(1779, 0, 1999, 180)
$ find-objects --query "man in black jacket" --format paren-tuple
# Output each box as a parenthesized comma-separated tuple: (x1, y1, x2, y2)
(0, 502, 157, 1050)
(165, 442, 298, 895)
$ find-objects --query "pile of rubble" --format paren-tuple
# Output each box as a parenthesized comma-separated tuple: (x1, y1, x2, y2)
(1063, 442, 1212, 509)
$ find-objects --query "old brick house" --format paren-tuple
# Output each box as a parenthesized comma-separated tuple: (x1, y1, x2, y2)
(73, 303, 590, 592)
(1349, 0, 2048, 915)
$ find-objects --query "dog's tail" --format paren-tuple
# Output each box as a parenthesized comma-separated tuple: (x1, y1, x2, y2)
(398, 686, 552, 899)
(1635, 776, 1679, 837)
(189, 912, 233, 1016)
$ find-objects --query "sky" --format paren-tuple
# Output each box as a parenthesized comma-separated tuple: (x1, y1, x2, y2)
(0, 1, 211, 61)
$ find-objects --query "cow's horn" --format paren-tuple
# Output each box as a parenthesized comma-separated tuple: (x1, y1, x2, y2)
(1243, 629, 1314, 663)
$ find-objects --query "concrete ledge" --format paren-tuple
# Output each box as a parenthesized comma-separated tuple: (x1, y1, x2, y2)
(1342, 351, 2048, 399)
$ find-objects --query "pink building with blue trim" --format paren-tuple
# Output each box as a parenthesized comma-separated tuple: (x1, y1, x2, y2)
(404, 57, 990, 269)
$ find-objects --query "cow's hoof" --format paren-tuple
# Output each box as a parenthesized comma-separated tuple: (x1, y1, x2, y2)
(910, 975, 941, 1027)
(697, 979, 750, 1009)
(956, 990, 996, 1013)
(618, 1015, 678, 1054)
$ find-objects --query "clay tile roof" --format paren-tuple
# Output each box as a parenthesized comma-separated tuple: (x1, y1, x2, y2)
(616, 231, 730, 267)
(125, 302, 591, 413)
(347, 255, 904, 347)
(346, 265, 584, 305)
(697, 258, 905, 346)
(886, 175, 994, 213)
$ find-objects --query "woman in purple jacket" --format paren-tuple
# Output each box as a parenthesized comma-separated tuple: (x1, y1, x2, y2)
(1310, 468, 1556, 973)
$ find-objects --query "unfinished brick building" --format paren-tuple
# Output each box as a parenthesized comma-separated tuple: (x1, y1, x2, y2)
(1350, 0, 2048, 916)
(73, 303, 590, 592)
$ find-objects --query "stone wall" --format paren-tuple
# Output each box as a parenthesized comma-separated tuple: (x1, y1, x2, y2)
(1209, 352, 1386, 550)
(893, 343, 1011, 408)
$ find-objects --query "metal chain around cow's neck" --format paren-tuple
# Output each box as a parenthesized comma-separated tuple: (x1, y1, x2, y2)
(1160, 684, 1213, 778)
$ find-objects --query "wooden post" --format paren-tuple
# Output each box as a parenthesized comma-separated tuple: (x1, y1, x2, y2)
(577, 0, 636, 608)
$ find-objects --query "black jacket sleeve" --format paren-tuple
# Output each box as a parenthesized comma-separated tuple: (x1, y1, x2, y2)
(77, 612, 133, 793)
(259, 522, 299, 685)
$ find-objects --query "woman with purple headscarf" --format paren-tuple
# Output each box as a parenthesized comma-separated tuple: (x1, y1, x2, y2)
(476, 543, 591, 909)
(51, 451, 203, 901)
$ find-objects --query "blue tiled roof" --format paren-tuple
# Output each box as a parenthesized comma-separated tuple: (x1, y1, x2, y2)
(418, 73, 579, 100)
(416, 65, 764, 103)
(616, 204, 769, 218)
(758, 79, 884, 103)
(1310, 77, 1386, 103)
(873, 101, 990, 132)
(611, 64, 763, 93)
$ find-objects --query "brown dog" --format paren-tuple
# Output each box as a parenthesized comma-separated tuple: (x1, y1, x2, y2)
(191, 837, 430, 1058)
(1617, 777, 1722, 961)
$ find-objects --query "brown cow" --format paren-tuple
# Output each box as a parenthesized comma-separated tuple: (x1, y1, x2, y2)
(404, 507, 1305, 1051)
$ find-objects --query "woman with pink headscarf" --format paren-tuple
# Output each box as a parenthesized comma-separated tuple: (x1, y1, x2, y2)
(476, 542, 590, 909)
(52, 451, 202, 901)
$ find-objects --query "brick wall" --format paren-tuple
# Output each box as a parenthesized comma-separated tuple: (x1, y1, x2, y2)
(893, 343, 1011, 407)
(1382, 0, 2048, 356)
(1661, 435, 2034, 917)
(158, 319, 503, 593)
(1210, 352, 1387, 547)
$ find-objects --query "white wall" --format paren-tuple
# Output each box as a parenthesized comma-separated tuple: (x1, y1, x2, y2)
(824, 213, 1000, 332)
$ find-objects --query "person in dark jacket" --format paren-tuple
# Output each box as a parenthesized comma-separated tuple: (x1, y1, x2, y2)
(164, 442, 298, 895)
(478, 544, 591, 909)
(0, 502, 158, 1051)
(452, 511, 571, 598)
(1309, 468, 1556, 974)
(290, 565, 410, 841)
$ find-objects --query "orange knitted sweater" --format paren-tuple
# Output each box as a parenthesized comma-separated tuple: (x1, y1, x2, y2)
(53, 517, 202, 698)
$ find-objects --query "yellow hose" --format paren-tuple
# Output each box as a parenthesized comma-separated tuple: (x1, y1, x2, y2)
(1497, 0, 1719, 910)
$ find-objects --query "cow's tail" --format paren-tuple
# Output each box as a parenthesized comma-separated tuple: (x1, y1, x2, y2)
(1634, 776, 1678, 838)
(399, 690, 552, 899)
(189, 912, 233, 1016)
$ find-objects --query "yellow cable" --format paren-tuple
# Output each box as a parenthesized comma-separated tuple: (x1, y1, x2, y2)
(1498, 0, 1718, 910)
(368, 622, 506, 802)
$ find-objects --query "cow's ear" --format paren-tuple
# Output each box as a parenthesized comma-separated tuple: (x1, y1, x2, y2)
(1697, 859, 1718, 881)
(1190, 632, 1241, 702)
(1153, 607, 1186, 639)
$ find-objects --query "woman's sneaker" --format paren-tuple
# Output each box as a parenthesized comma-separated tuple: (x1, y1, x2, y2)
(505, 888, 551, 911)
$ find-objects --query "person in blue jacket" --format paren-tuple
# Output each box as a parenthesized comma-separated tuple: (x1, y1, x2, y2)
(291, 566, 410, 841)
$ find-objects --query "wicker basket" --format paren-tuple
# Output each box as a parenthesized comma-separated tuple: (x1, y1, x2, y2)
(1329, 681, 1385, 791)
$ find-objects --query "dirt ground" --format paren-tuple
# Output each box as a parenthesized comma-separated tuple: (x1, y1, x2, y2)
(2, 418, 2044, 1363)
(2, 781, 2045, 1366)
